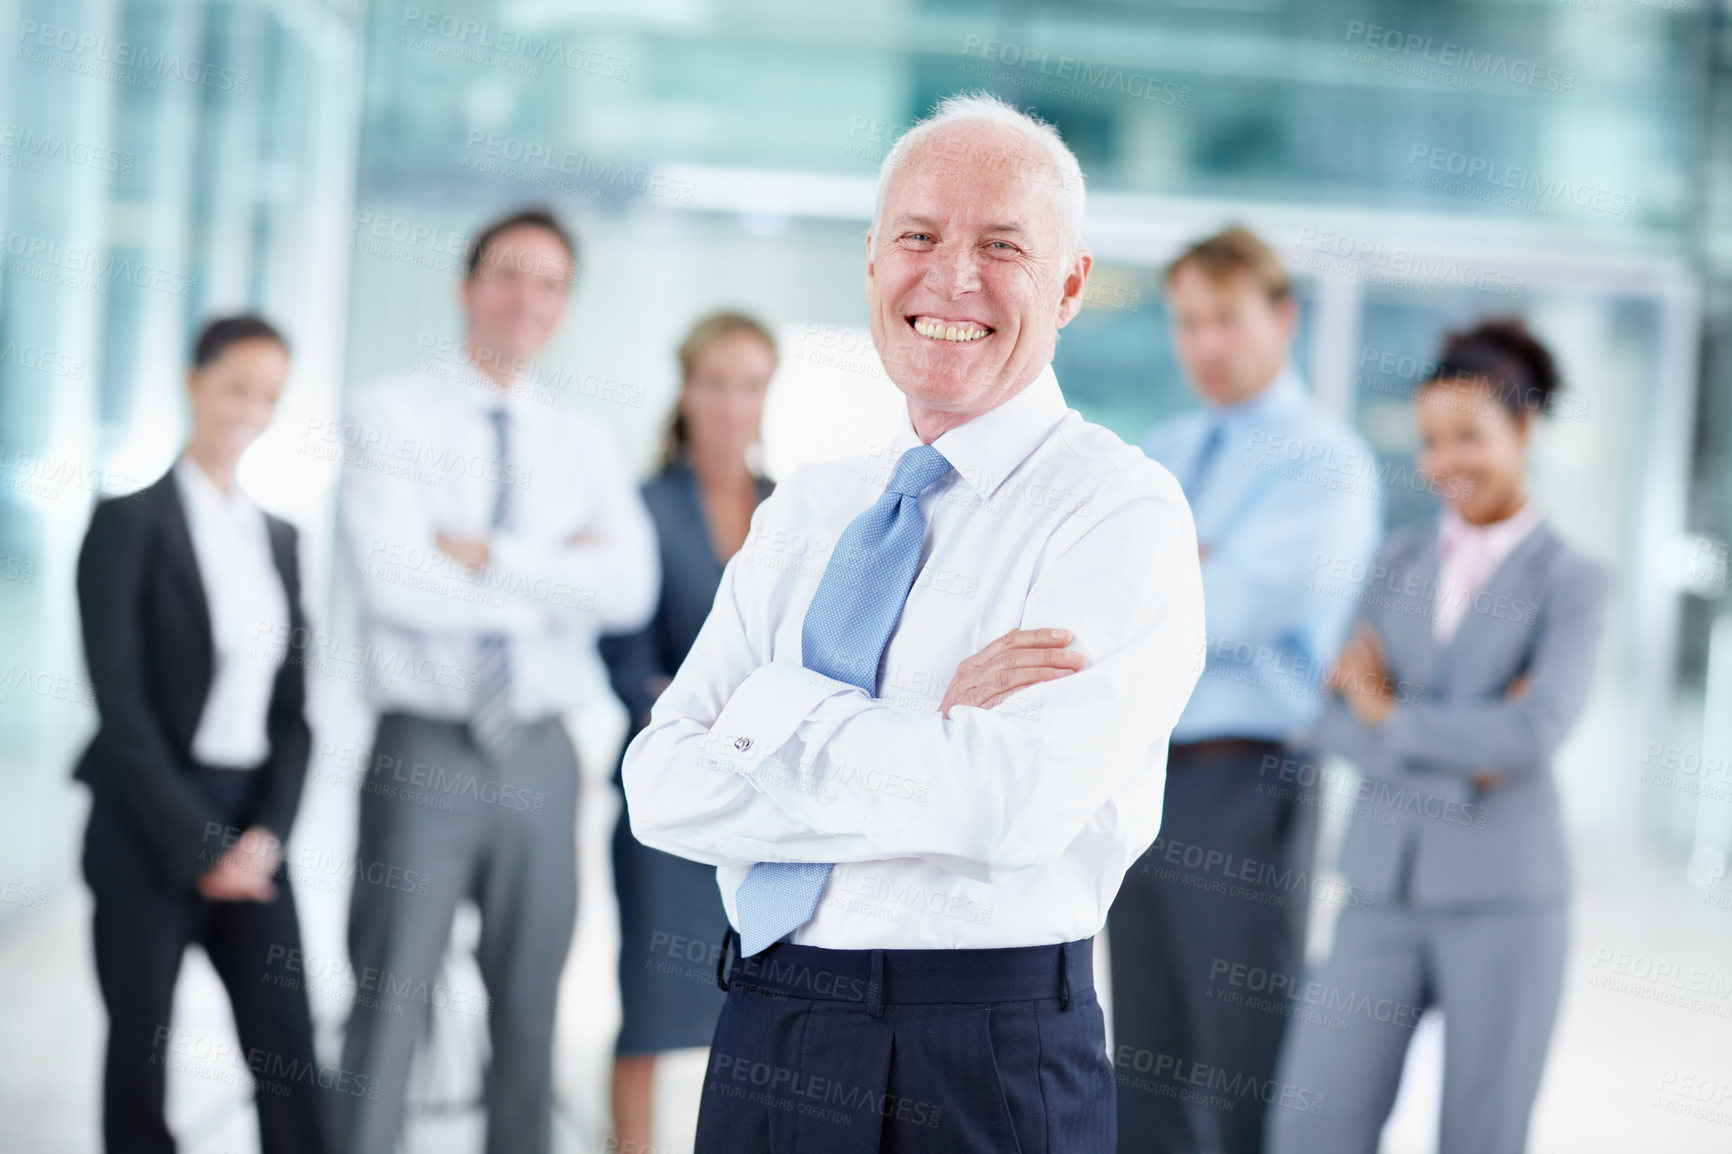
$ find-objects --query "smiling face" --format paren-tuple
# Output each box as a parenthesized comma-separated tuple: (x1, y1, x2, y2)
(461, 224, 573, 374)
(866, 120, 1091, 438)
(681, 329, 775, 459)
(186, 337, 290, 471)
(1416, 377, 1531, 524)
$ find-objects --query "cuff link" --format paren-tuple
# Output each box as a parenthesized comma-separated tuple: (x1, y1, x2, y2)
(733, 736, 753, 754)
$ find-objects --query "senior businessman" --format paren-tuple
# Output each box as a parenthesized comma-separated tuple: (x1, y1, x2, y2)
(623, 92, 1205, 1154)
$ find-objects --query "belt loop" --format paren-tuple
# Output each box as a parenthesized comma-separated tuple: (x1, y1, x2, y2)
(1058, 942, 1073, 1012)
(716, 928, 736, 992)
(867, 950, 885, 1019)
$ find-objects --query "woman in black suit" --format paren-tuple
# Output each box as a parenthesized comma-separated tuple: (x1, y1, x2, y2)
(601, 312, 778, 1153)
(75, 315, 327, 1154)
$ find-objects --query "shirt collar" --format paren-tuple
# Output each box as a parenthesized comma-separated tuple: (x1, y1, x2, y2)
(1439, 499, 1545, 555)
(886, 363, 1070, 501)
(435, 352, 529, 420)
(173, 453, 256, 518)
(1203, 364, 1306, 427)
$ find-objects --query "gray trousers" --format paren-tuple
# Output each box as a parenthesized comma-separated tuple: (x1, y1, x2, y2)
(1266, 903, 1567, 1154)
(334, 711, 579, 1154)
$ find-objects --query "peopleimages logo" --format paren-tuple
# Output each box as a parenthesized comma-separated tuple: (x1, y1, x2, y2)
(960, 35, 1191, 106)
(16, 20, 250, 92)
(1342, 21, 1575, 94)
(0, 123, 132, 174)
(461, 130, 696, 205)
(1293, 226, 1525, 298)
(1407, 145, 1639, 219)
(0, 229, 200, 298)
(398, 7, 631, 80)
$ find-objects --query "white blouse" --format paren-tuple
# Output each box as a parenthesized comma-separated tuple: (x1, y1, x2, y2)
(173, 456, 292, 767)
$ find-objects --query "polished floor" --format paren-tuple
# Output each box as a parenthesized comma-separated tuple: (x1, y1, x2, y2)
(3, 695, 1728, 1153)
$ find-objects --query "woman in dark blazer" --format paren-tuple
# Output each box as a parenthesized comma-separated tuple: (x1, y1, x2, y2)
(75, 316, 326, 1154)
(1268, 320, 1611, 1154)
(601, 312, 778, 1153)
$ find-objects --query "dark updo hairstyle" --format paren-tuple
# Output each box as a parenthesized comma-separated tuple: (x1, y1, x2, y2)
(192, 314, 290, 369)
(659, 311, 779, 468)
(1424, 317, 1561, 419)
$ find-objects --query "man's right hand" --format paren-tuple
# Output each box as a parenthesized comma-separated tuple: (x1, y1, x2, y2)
(940, 628, 1085, 719)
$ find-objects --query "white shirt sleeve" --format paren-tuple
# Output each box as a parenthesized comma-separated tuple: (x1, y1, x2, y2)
(624, 484, 1205, 884)
(485, 428, 659, 634)
(338, 387, 543, 636)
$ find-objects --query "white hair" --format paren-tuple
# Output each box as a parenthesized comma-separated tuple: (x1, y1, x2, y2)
(870, 91, 1086, 262)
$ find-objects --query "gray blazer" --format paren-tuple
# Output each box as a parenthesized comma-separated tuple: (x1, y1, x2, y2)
(1307, 517, 1610, 908)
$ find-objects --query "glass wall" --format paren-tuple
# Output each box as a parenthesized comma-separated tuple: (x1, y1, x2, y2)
(341, 0, 1711, 859)
(6, 4, 1710, 881)
(3, 2, 1730, 1149)
(0, 0, 361, 924)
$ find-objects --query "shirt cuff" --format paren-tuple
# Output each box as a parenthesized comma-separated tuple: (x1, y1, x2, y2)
(705, 660, 863, 779)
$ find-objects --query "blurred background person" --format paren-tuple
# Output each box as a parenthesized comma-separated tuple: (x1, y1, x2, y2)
(1268, 320, 1611, 1154)
(73, 316, 325, 1154)
(334, 207, 657, 1154)
(599, 311, 778, 1154)
(1107, 226, 1382, 1154)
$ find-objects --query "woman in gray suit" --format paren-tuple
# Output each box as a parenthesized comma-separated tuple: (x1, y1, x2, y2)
(1267, 320, 1610, 1154)
(599, 312, 778, 1154)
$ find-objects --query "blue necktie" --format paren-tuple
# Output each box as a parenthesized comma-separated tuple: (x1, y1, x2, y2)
(1183, 419, 1225, 505)
(732, 443, 953, 956)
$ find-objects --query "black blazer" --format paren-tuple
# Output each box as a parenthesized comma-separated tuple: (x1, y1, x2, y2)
(74, 468, 312, 890)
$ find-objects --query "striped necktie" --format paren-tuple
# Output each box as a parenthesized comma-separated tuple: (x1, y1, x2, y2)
(470, 406, 520, 761)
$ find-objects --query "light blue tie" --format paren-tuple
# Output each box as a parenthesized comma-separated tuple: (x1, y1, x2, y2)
(1182, 419, 1225, 504)
(732, 443, 953, 956)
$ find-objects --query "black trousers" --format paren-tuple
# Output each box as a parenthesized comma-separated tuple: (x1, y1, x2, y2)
(1106, 742, 1319, 1154)
(335, 711, 579, 1154)
(696, 932, 1113, 1154)
(83, 765, 326, 1154)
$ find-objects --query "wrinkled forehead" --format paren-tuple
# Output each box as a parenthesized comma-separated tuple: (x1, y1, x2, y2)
(883, 122, 1067, 241)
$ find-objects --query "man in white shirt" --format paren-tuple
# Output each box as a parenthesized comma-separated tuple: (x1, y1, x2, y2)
(335, 209, 657, 1154)
(624, 95, 1204, 1153)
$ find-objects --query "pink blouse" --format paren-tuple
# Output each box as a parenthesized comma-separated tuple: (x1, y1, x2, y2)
(1432, 501, 1544, 645)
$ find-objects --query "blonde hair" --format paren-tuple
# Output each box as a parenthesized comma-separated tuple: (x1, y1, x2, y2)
(1166, 225, 1291, 303)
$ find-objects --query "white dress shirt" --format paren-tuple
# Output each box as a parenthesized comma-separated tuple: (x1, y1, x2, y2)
(173, 455, 291, 768)
(338, 361, 659, 720)
(624, 365, 1205, 949)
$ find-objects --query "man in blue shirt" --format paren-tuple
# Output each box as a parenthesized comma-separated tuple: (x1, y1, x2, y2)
(1108, 227, 1382, 1154)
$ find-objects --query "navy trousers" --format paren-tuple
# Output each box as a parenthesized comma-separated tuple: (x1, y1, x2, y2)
(695, 932, 1113, 1153)
(1106, 741, 1320, 1154)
